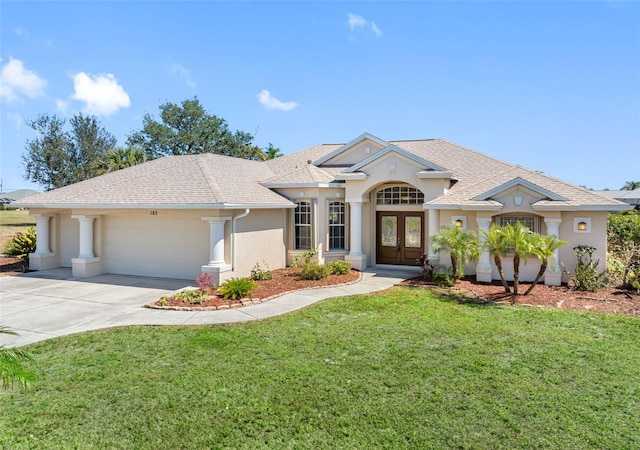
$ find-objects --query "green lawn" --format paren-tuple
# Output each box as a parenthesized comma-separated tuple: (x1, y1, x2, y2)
(2, 287, 639, 449)
(0, 209, 35, 250)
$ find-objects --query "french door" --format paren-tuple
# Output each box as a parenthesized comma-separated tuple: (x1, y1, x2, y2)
(376, 212, 423, 265)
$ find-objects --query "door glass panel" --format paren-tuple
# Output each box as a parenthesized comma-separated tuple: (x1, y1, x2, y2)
(405, 216, 421, 248)
(381, 216, 397, 247)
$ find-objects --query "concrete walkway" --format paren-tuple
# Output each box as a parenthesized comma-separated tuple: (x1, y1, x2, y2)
(0, 267, 419, 348)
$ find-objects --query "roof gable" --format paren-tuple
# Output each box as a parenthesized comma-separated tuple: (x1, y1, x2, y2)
(473, 177, 568, 202)
(314, 132, 390, 166)
(344, 145, 446, 174)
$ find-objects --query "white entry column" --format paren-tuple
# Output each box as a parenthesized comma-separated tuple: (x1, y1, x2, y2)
(345, 200, 367, 271)
(29, 213, 57, 271)
(427, 209, 440, 265)
(475, 217, 493, 283)
(201, 216, 232, 285)
(544, 218, 562, 286)
(71, 215, 103, 277)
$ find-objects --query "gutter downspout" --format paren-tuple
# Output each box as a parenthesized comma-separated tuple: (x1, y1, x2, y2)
(231, 209, 250, 271)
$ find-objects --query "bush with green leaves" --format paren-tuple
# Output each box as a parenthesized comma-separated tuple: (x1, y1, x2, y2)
(432, 265, 456, 287)
(326, 260, 351, 275)
(607, 211, 640, 290)
(563, 245, 606, 291)
(219, 277, 256, 300)
(251, 262, 274, 281)
(300, 261, 331, 280)
(173, 289, 208, 305)
(4, 226, 37, 261)
(291, 249, 317, 268)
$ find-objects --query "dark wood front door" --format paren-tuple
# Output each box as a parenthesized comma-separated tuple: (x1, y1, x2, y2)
(376, 212, 424, 265)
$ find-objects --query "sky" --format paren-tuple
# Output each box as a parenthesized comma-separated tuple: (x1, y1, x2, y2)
(1, 1, 639, 193)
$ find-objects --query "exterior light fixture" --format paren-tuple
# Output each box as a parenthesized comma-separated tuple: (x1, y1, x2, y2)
(577, 221, 587, 231)
(455, 219, 464, 228)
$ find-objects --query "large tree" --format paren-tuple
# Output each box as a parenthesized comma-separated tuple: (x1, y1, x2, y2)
(621, 181, 640, 191)
(22, 113, 117, 190)
(127, 97, 265, 161)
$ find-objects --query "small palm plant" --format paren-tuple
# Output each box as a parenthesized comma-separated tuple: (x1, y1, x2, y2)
(501, 222, 534, 295)
(480, 224, 512, 293)
(0, 327, 35, 390)
(524, 234, 568, 295)
(430, 225, 479, 279)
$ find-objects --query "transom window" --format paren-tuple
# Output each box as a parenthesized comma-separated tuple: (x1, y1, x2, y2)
(497, 215, 540, 233)
(294, 201, 312, 250)
(376, 186, 424, 205)
(328, 201, 345, 250)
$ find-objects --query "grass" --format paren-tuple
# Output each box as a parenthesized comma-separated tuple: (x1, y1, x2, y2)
(1, 287, 639, 449)
(0, 209, 35, 250)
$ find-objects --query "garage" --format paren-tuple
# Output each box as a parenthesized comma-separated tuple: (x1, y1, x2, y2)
(105, 213, 209, 280)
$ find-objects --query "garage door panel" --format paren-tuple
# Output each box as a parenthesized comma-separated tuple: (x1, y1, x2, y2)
(105, 215, 209, 279)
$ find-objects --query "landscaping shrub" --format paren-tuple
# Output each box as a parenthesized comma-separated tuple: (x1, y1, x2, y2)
(195, 273, 215, 291)
(4, 227, 36, 262)
(563, 245, 606, 291)
(300, 262, 331, 280)
(291, 249, 317, 268)
(219, 278, 256, 300)
(417, 253, 435, 281)
(326, 260, 351, 275)
(173, 289, 208, 305)
(251, 262, 274, 281)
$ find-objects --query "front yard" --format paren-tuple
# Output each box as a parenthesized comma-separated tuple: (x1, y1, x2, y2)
(1, 287, 638, 448)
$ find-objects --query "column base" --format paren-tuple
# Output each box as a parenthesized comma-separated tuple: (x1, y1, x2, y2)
(72, 257, 103, 278)
(475, 262, 493, 283)
(345, 254, 367, 271)
(201, 264, 232, 286)
(544, 270, 562, 286)
(29, 252, 58, 271)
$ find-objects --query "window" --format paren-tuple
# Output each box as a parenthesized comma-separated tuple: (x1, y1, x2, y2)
(376, 186, 424, 205)
(497, 215, 540, 233)
(294, 201, 312, 250)
(328, 201, 345, 250)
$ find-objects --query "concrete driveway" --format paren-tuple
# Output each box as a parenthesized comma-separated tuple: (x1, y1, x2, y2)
(1, 267, 418, 348)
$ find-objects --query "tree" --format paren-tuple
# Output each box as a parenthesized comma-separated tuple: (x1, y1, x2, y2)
(22, 113, 117, 190)
(263, 143, 283, 160)
(621, 181, 640, 191)
(93, 146, 146, 175)
(500, 222, 534, 295)
(607, 211, 640, 290)
(480, 224, 512, 293)
(430, 225, 479, 279)
(0, 327, 35, 390)
(524, 234, 567, 295)
(127, 97, 265, 161)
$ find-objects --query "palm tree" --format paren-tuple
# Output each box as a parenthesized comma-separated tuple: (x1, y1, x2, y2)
(621, 181, 640, 191)
(524, 234, 568, 295)
(94, 146, 146, 175)
(431, 225, 479, 279)
(480, 224, 512, 293)
(0, 327, 35, 390)
(501, 222, 534, 295)
(262, 143, 283, 160)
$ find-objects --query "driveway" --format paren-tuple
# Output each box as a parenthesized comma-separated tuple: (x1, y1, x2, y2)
(0, 267, 418, 348)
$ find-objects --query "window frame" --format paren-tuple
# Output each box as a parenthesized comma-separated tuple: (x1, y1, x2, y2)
(293, 200, 313, 250)
(375, 185, 424, 205)
(327, 200, 347, 251)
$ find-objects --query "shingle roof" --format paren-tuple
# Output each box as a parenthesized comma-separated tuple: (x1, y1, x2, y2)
(16, 136, 629, 211)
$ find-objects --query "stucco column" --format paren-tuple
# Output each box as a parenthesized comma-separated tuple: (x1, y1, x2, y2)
(72, 215, 96, 258)
(427, 209, 440, 265)
(544, 218, 562, 286)
(345, 201, 366, 271)
(33, 214, 52, 254)
(203, 216, 232, 266)
(475, 217, 493, 283)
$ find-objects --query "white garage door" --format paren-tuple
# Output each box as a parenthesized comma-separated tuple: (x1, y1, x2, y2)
(105, 214, 209, 280)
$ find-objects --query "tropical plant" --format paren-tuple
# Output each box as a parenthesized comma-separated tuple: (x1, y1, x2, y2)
(500, 222, 535, 295)
(621, 181, 640, 191)
(430, 225, 479, 279)
(262, 143, 283, 160)
(0, 327, 35, 390)
(416, 253, 435, 281)
(480, 224, 512, 293)
(4, 227, 36, 267)
(218, 277, 256, 300)
(524, 234, 568, 295)
(563, 245, 606, 291)
(93, 146, 145, 175)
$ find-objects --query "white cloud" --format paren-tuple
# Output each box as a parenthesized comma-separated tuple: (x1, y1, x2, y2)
(0, 58, 47, 103)
(55, 98, 70, 115)
(169, 63, 196, 88)
(257, 90, 298, 112)
(346, 13, 382, 37)
(71, 72, 130, 116)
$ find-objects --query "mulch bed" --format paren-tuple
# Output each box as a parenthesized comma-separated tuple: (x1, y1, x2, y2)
(0, 256, 30, 276)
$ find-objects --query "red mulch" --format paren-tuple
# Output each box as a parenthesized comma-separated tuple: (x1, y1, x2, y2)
(400, 276, 640, 316)
(0, 256, 29, 276)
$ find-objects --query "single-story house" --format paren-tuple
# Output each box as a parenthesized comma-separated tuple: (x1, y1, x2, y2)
(16, 132, 630, 284)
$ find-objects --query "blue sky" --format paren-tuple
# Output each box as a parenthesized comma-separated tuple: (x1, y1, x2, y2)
(1, 1, 638, 192)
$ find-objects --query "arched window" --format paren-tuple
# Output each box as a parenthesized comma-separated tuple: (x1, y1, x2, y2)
(376, 186, 424, 205)
(495, 214, 541, 233)
(328, 201, 345, 250)
(294, 201, 312, 250)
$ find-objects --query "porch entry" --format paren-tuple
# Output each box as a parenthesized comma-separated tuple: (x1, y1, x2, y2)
(376, 212, 423, 265)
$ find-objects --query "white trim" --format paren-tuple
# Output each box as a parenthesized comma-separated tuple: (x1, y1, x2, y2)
(261, 182, 345, 188)
(334, 173, 368, 181)
(313, 132, 390, 166)
(416, 170, 458, 179)
(17, 202, 296, 210)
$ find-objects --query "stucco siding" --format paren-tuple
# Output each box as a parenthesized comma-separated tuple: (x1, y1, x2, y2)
(231, 209, 286, 276)
(59, 215, 79, 267)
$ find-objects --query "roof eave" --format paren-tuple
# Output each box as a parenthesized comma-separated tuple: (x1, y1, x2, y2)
(16, 202, 295, 210)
